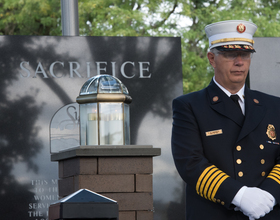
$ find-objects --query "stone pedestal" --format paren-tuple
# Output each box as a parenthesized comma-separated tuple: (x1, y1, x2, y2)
(51, 145, 161, 220)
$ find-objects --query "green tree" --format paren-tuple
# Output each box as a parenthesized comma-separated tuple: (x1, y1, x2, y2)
(1, 0, 280, 94)
(0, 0, 61, 35)
(78, 0, 180, 36)
(179, 0, 280, 93)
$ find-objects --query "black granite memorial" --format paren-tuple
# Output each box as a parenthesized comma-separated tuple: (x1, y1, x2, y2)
(250, 37, 280, 97)
(0, 35, 183, 220)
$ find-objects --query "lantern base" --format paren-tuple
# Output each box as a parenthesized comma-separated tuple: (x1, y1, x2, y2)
(50, 145, 161, 220)
(51, 145, 160, 161)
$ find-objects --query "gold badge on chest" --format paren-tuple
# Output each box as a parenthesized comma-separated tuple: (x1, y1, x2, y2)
(266, 124, 277, 140)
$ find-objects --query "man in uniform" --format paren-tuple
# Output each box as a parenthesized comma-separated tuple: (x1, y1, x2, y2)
(171, 20, 280, 219)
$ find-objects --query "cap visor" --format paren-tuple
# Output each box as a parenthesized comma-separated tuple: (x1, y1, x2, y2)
(215, 45, 255, 53)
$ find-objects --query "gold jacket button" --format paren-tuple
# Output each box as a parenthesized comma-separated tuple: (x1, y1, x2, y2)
(261, 171, 266, 176)
(260, 144, 264, 150)
(261, 159, 265, 164)
(238, 171, 243, 177)
(221, 201, 225, 206)
(236, 145, 242, 151)
(236, 159, 242, 164)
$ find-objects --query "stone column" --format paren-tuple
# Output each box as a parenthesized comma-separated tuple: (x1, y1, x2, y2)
(51, 145, 161, 220)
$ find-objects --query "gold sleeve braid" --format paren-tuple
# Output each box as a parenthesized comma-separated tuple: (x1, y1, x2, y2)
(267, 164, 280, 184)
(196, 165, 229, 202)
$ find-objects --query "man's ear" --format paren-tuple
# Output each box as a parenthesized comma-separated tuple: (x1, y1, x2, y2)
(207, 52, 216, 68)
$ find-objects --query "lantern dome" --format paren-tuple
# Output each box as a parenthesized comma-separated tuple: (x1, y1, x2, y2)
(76, 74, 132, 104)
(76, 74, 132, 146)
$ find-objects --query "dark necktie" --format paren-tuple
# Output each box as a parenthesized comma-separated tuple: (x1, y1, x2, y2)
(230, 94, 243, 114)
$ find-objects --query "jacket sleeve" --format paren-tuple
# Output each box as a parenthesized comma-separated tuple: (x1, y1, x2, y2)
(171, 97, 244, 209)
(259, 164, 280, 204)
(258, 95, 280, 204)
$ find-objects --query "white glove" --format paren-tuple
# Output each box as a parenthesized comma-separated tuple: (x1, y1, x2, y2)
(235, 186, 274, 219)
(234, 208, 255, 220)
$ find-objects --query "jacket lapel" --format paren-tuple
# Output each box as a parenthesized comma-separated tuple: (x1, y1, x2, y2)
(207, 80, 245, 127)
(237, 87, 266, 142)
(207, 80, 266, 142)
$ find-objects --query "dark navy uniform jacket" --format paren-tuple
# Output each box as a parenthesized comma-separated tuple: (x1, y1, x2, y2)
(172, 80, 280, 219)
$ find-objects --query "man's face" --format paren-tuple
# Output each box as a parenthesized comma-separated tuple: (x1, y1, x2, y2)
(207, 50, 252, 92)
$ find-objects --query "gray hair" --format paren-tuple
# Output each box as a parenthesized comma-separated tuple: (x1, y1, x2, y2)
(210, 48, 220, 55)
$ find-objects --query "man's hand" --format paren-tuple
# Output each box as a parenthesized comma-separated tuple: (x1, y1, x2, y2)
(235, 186, 274, 219)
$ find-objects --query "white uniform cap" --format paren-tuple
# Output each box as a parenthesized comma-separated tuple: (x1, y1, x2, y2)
(205, 20, 257, 50)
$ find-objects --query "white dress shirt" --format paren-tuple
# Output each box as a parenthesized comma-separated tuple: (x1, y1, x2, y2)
(213, 77, 245, 115)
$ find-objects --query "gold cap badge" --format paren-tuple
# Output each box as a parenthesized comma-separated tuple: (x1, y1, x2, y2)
(237, 23, 246, 33)
(266, 124, 277, 140)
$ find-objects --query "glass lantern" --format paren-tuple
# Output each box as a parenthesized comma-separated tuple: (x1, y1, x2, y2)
(76, 74, 132, 145)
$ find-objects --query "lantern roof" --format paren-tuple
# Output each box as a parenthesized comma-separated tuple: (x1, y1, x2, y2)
(79, 74, 129, 95)
(76, 74, 132, 104)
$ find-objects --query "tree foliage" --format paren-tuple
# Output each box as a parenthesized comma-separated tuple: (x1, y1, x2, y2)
(1, 0, 280, 93)
(0, 0, 61, 35)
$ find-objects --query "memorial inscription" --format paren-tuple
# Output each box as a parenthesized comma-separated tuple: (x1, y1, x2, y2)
(19, 61, 152, 79)
(28, 179, 58, 220)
